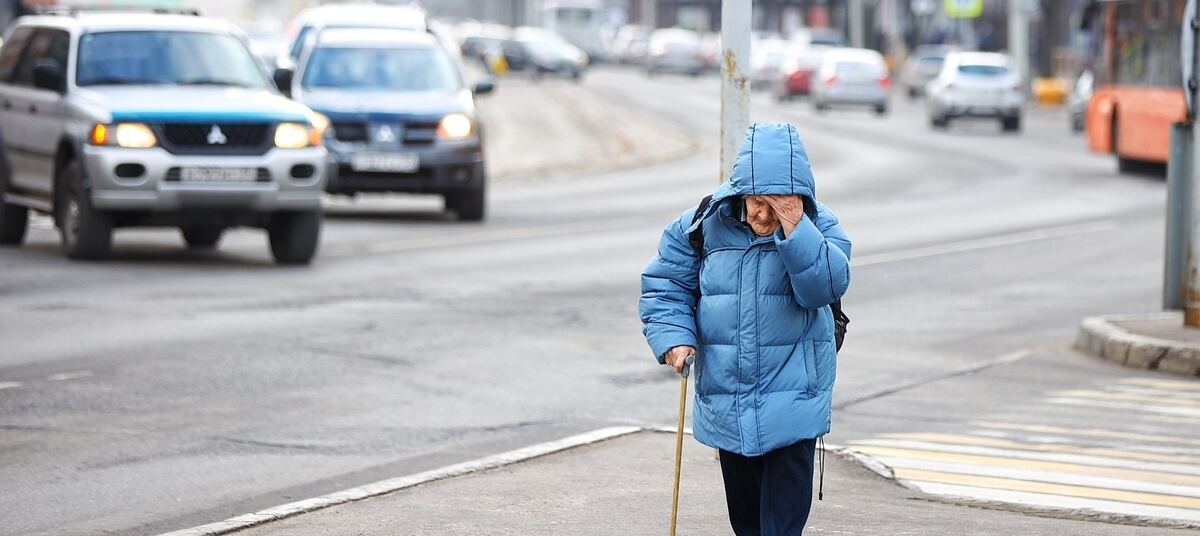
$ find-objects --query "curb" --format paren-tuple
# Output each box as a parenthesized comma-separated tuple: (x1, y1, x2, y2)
(1075, 313, 1200, 377)
(157, 426, 641, 536)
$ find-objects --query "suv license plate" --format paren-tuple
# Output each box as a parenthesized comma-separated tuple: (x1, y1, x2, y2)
(351, 153, 419, 173)
(179, 167, 259, 183)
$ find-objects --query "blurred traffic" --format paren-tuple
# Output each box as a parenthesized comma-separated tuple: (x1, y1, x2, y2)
(0, 0, 1185, 265)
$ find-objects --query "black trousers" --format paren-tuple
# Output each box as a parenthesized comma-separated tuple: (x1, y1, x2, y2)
(718, 439, 817, 536)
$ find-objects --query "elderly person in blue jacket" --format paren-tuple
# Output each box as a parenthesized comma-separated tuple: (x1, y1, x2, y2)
(640, 122, 850, 536)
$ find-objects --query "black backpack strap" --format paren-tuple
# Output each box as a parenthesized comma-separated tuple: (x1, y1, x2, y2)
(688, 195, 713, 256)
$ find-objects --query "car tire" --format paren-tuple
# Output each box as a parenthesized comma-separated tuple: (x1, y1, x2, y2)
(268, 210, 321, 265)
(1001, 116, 1021, 132)
(448, 185, 486, 222)
(57, 160, 112, 260)
(907, 87, 918, 100)
(0, 173, 28, 246)
(930, 114, 948, 129)
(181, 226, 224, 249)
(813, 99, 828, 113)
(873, 104, 888, 116)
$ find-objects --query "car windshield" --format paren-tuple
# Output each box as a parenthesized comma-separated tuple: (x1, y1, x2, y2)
(301, 45, 460, 91)
(958, 64, 1008, 76)
(77, 31, 267, 88)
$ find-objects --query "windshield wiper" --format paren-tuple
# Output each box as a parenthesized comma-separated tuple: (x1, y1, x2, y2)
(177, 78, 251, 87)
(80, 78, 165, 86)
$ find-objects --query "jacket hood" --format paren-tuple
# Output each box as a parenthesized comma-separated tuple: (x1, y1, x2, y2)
(689, 122, 816, 232)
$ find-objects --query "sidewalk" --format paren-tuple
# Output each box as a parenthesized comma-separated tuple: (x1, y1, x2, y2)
(217, 430, 1182, 536)
(1077, 312, 1200, 376)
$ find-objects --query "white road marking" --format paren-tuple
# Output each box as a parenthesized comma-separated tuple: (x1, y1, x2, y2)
(848, 438, 1200, 476)
(323, 216, 655, 258)
(47, 371, 93, 381)
(909, 481, 1200, 525)
(851, 220, 1116, 267)
(156, 426, 642, 536)
(1048, 397, 1200, 419)
(0, 381, 20, 390)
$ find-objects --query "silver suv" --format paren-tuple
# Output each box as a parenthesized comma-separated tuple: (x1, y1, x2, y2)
(0, 10, 328, 263)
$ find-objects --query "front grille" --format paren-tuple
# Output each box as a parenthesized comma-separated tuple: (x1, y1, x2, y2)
(157, 123, 272, 155)
(332, 122, 367, 142)
(328, 119, 440, 145)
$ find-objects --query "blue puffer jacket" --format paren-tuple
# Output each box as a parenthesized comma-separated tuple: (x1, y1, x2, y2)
(639, 122, 851, 457)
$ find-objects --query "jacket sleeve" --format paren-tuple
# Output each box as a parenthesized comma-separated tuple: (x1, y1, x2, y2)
(639, 209, 701, 363)
(775, 201, 851, 309)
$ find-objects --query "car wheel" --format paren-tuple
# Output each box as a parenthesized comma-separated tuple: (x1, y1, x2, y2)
(930, 114, 948, 129)
(181, 225, 224, 249)
(448, 185, 486, 222)
(873, 104, 888, 116)
(57, 160, 112, 260)
(1001, 116, 1021, 132)
(0, 173, 28, 246)
(907, 87, 918, 100)
(268, 210, 321, 265)
(813, 99, 828, 112)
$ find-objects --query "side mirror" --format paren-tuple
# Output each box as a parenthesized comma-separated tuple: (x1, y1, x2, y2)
(473, 78, 495, 96)
(32, 60, 65, 93)
(273, 67, 294, 98)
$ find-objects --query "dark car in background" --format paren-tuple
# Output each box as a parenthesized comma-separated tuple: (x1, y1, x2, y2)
(495, 27, 587, 80)
(276, 28, 493, 220)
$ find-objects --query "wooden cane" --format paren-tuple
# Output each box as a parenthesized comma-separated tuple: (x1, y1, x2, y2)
(669, 354, 694, 536)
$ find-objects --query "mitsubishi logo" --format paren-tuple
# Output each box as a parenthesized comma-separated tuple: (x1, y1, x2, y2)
(206, 125, 227, 145)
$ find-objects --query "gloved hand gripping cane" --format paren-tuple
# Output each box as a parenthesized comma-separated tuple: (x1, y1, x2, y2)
(669, 353, 694, 536)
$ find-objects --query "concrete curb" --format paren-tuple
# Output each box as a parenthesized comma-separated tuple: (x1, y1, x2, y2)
(157, 426, 641, 536)
(1075, 313, 1200, 377)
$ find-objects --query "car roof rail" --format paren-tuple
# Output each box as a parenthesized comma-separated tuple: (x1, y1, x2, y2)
(31, 5, 201, 17)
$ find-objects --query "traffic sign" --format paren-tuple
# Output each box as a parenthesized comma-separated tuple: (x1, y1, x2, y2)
(945, 0, 983, 19)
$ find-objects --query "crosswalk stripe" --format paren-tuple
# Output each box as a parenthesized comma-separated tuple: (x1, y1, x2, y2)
(851, 438, 1200, 476)
(894, 468, 1200, 510)
(1054, 389, 1200, 407)
(1107, 385, 1200, 400)
(909, 481, 1200, 524)
(850, 444, 1200, 487)
(1048, 397, 1200, 419)
(970, 421, 1200, 447)
(0, 381, 20, 390)
(874, 433, 1200, 466)
(1120, 377, 1200, 392)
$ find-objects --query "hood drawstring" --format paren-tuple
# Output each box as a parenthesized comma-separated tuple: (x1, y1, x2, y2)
(818, 435, 826, 501)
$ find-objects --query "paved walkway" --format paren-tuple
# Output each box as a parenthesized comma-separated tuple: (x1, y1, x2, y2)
(230, 430, 1187, 536)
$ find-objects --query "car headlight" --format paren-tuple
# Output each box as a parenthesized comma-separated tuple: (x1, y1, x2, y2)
(275, 122, 320, 149)
(89, 122, 157, 148)
(310, 112, 331, 138)
(437, 113, 473, 140)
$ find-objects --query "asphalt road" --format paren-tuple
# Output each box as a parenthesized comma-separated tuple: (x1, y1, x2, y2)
(0, 67, 1184, 535)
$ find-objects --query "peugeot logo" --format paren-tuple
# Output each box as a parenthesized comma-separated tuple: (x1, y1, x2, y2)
(206, 125, 227, 145)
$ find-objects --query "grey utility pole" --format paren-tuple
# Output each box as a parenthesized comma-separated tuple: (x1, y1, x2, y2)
(1183, 0, 1200, 325)
(848, 0, 865, 48)
(720, 0, 751, 182)
(1007, 0, 1030, 84)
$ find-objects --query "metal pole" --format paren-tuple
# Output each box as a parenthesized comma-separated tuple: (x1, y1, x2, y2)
(1166, 123, 1193, 310)
(1186, 2, 1200, 326)
(720, 0, 751, 182)
(1008, 0, 1030, 84)
(848, 0, 865, 48)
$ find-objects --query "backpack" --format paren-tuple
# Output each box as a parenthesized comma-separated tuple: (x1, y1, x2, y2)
(687, 195, 849, 351)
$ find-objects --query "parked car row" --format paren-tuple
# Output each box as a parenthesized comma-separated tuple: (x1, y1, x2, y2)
(0, 4, 495, 264)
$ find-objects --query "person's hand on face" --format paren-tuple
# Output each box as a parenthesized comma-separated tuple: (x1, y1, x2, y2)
(745, 195, 804, 237)
(763, 195, 804, 237)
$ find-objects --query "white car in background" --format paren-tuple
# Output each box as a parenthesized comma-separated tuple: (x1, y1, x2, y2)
(810, 47, 891, 115)
(926, 51, 1024, 132)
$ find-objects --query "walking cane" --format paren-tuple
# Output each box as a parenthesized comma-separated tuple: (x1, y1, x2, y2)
(669, 353, 695, 536)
